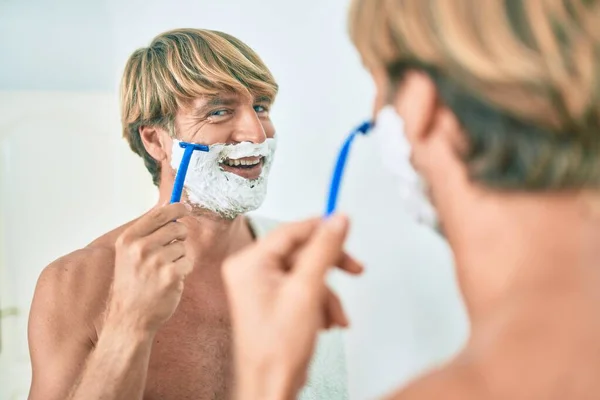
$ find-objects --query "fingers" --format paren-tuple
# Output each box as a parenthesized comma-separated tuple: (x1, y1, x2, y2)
(324, 288, 349, 329)
(130, 203, 191, 237)
(146, 221, 188, 247)
(337, 252, 364, 275)
(161, 256, 194, 284)
(155, 240, 187, 264)
(293, 214, 350, 285)
(172, 255, 194, 277)
(257, 218, 321, 260)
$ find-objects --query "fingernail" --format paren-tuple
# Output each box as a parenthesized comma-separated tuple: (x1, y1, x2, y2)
(326, 214, 347, 232)
(184, 202, 193, 211)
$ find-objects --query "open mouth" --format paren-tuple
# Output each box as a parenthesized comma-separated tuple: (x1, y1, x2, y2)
(219, 156, 265, 179)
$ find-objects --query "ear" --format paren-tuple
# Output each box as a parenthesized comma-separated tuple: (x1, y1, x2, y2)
(139, 125, 168, 163)
(392, 71, 438, 144)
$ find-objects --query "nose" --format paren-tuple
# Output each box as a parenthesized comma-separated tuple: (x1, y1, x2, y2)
(230, 106, 266, 144)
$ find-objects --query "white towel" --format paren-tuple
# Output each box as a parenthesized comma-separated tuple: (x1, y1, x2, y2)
(248, 215, 349, 400)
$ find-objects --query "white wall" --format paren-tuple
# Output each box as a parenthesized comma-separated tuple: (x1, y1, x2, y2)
(0, 1, 468, 399)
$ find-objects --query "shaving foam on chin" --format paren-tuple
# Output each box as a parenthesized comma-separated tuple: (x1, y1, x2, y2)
(170, 138, 277, 219)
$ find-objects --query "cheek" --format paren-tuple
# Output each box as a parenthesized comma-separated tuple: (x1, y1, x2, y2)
(392, 99, 419, 150)
(189, 124, 231, 144)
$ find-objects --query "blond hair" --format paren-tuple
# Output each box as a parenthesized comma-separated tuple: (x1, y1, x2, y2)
(350, 0, 600, 190)
(120, 28, 278, 186)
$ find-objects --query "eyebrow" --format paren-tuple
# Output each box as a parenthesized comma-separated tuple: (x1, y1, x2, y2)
(193, 95, 239, 116)
(193, 93, 274, 116)
(254, 95, 273, 104)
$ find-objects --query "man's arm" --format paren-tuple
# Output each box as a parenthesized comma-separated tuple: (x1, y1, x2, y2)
(27, 249, 153, 400)
(66, 322, 154, 400)
(29, 203, 192, 400)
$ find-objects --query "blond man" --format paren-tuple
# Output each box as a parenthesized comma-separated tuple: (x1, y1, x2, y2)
(220, 1, 600, 399)
(27, 29, 347, 400)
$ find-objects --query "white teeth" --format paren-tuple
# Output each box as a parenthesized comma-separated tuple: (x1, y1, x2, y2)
(222, 158, 261, 167)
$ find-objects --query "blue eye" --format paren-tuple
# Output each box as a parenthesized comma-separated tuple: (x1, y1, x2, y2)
(210, 109, 229, 117)
(254, 105, 269, 114)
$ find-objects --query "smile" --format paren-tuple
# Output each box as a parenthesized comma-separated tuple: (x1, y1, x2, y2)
(221, 156, 263, 168)
(219, 156, 265, 179)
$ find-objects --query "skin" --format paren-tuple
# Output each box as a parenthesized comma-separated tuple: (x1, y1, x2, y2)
(222, 68, 600, 400)
(27, 91, 278, 400)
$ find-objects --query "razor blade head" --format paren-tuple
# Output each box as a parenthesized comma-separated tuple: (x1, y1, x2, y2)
(356, 120, 373, 135)
(179, 142, 209, 152)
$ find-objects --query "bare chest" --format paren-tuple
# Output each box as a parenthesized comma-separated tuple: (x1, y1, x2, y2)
(143, 280, 233, 400)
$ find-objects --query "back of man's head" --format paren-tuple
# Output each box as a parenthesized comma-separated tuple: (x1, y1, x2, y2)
(120, 28, 278, 186)
(350, 0, 600, 192)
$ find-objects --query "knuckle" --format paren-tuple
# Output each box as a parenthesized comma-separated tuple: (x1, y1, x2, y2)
(147, 252, 164, 269)
(130, 241, 148, 261)
(179, 258, 193, 275)
(165, 263, 181, 282)
(177, 223, 189, 238)
(175, 202, 188, 215)
(116, 232, 132, 248)
(166, 204, 186, 220)
(169, 223, 186, 239)
(150, 209, 164, 224)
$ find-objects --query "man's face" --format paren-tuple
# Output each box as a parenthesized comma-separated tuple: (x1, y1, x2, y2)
(151, 90, 277, 219)
(168, 91, 275, 180)
(369, 66, 445, 231)
(369, 65, 475, 236)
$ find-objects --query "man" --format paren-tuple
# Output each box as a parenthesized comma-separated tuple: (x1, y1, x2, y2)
(221, 0, 600, 399)
(27, 28, 347, 400)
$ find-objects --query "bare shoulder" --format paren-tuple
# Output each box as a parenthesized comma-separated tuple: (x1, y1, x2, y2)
(385, 354, 485, 400)
(388, 289, 600, 400)
(30, 246, 115, 347)
(34, 246, 115, 314)
(30, 221, 134, 341)
(385, 301, 559, 400)
(27, 224, 133, 399)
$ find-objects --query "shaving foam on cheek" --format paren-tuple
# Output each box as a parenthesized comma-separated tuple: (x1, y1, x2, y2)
(170, 138, 277, 219)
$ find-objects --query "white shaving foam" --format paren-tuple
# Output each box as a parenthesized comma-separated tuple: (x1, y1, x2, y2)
(170, 138, 277, 219)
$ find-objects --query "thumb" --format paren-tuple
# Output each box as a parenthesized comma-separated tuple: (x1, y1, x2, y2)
(293, 214, 350, 285)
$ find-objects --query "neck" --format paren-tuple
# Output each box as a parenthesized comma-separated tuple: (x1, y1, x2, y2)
(447, 190, 600, 323)
(157, 175, 253, 273)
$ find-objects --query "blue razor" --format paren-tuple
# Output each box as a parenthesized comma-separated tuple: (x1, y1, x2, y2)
(324, 120, 373, 217)
(170, 141, 210, 204)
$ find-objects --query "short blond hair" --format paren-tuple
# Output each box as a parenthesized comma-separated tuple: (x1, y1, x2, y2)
(350, 0, 600, 190)
(120, 28, 278, 186)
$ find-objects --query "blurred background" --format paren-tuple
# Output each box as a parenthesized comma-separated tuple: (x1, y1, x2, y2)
(0, 0, 468, 398)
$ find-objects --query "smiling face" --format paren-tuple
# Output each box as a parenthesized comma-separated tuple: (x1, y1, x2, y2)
(120, 28, 278, 187)
(168, 90, 276, 181)
(138, 88, 279, 219)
